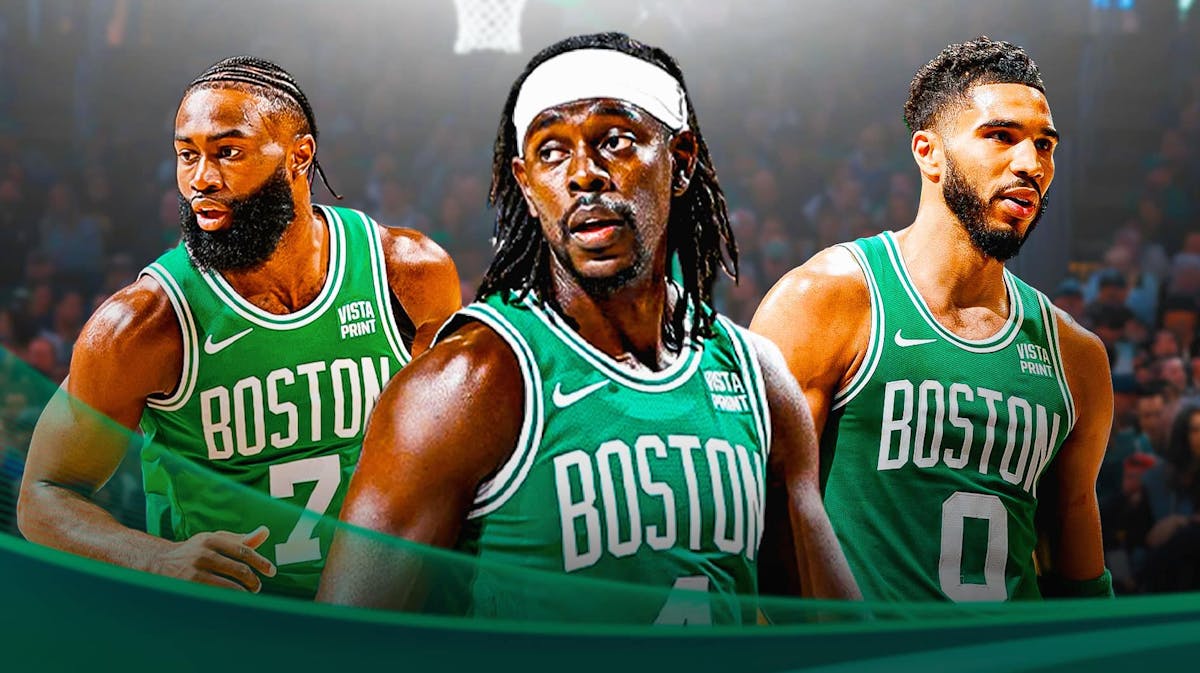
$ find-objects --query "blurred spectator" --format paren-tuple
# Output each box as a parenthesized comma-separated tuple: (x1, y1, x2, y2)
(1100, 452, 1157, 593)
(1139, 401, 1200, 592)
(23, 335, 63, 384)
(1086, 301, 1135, 373)
(37, 289, 84, 370)
(1136, 382, 1172, 455)
(1083, 243, 1159, 325)
(1114, 217, 1170, 279)
(0, 176, 37, 289)
(37, 180, 105, 293)
(1051, 278, 1085, 322)
(1160, 294, 1198, 359)
(1157, 354, 1193, 401)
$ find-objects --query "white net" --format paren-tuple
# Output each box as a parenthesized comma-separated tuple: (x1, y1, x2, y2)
(452, 0, 528, 54)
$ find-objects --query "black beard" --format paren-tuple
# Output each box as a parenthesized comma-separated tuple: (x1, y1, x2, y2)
(549, 195, 645, 298)
(942, 155, 1048, 262)
(179, 167, 296, 272)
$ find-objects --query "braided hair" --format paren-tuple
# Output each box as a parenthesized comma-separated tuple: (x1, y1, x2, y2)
(186, 55, 341, 199)
(479, 33, 736, 351)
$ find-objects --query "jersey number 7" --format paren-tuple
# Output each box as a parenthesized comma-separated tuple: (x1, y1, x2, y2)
(268, 454, 342, 566)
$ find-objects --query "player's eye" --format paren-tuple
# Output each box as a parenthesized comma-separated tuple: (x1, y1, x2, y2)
(177, 149, 198, 163)
(1035, 138, 1055, 152)
(989, 130, 1013, 143)
(538, 145, 568, 163)
(600, 134, 634, 153)
(218, 146, 242, 159)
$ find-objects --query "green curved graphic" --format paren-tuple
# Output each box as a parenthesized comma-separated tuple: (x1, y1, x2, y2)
(2, 346, 1199, 671)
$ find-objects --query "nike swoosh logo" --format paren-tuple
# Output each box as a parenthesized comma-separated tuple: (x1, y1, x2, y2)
(204, 327, 254, 355)
(552, 380, 608, 408)
(894, 329, 936, 348)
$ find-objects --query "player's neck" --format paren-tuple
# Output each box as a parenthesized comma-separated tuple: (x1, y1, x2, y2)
(900, 205, 1009, 313)
(550, 264, 676, 372)
(220, 202, 329, 315)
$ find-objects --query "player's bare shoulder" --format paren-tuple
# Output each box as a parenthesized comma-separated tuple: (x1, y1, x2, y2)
(375, 223, 459, 286)
(750, 244, 872, 387)
(68, 275, 184, 416)
(753, 245, 870, 331)
(374, 222, 462, 326)
(1047, 302, 1111, 403)
(366, 317, 525, 483)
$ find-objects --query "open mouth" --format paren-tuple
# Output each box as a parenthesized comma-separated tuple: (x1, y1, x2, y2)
(997, 187, 1039, 219)
(193, 204, 231, 231)
(569, 218, 626, 248)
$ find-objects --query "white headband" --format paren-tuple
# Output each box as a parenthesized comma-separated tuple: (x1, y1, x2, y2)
(512, 49, 689, 157)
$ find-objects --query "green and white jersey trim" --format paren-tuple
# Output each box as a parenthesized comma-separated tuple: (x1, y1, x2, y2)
(456, 303, 547, 520)
(832, 242, 885, 411)
(718, 316, 773, 457)
(144, 205, 409, 412)
(197, 205, 347, 331)
(1036, 292, 1077, 432)
(516, 293, 704, 393)
(142, 265, 201, 412)
(454, 295, 769, 519)
(881, 231, 1024, 353)
(362, 214, 411, 364)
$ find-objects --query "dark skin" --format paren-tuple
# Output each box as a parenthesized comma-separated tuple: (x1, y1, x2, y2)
(319, 98, 860, 608)
(751, 83, 1109, 588)
(17, 85, 462, 593)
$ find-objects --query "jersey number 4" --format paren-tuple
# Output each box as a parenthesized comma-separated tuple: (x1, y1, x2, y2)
(268, 455, 341, 566)
(654, 576, 712, 625)
(939, 491, 1009, 601)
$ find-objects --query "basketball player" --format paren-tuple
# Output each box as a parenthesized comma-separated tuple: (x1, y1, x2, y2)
(17, 57, 462, 599)
(318, 33, 859, 622)
(751, 38, 1113, 601)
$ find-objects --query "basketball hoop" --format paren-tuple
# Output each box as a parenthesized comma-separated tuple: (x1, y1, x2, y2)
(452, 0, 528, 54)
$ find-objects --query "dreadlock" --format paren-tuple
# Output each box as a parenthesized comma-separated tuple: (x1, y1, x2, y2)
(186, 55, 341, 199)
(479, 32, 737, 351)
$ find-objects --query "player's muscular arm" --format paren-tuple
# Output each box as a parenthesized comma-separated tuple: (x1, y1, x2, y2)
(1036, 311, 1112, 593)
(318, 322, 523, 609)
(752, 334, 861, 600)
(379, 226, 463, 357)
(18, 278, 274, 591)
(750, 246, 871, 438)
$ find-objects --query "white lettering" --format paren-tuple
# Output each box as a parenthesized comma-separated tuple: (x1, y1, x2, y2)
(879, 380, 914, 470)
(200, 387, 233, 460)
(266, 369, 298, 449)
(232, 376, 266, 456)
(596, 440, 642, 558)
(635, 436, 676, 551)
(555, 451, 602, 572)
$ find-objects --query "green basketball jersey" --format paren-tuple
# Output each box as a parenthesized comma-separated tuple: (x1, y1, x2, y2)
(138, 205, 409, 598)
(441, 292, 770, 624)
(822, 232, 1075, 602)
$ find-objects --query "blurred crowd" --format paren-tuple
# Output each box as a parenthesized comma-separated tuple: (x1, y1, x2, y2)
(0, 0, 1198, 595)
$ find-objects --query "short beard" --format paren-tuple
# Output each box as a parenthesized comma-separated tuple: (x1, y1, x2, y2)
(942, 154, 1048, 262)
(179, 167, 296, 272)
(549, 195, 645, 298)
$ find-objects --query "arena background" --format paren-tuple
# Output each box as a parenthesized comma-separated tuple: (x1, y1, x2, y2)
(1, 0, 1199, 669)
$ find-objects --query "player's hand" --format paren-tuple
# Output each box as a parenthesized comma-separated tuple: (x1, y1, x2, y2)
(148, 525, 277, 592)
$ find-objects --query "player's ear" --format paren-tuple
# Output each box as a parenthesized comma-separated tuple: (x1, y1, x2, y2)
(291, 133, 316, 179)
(912, 129, 943, 182)
(669, 130, 698, 196)
(510, 156, 539, 219)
